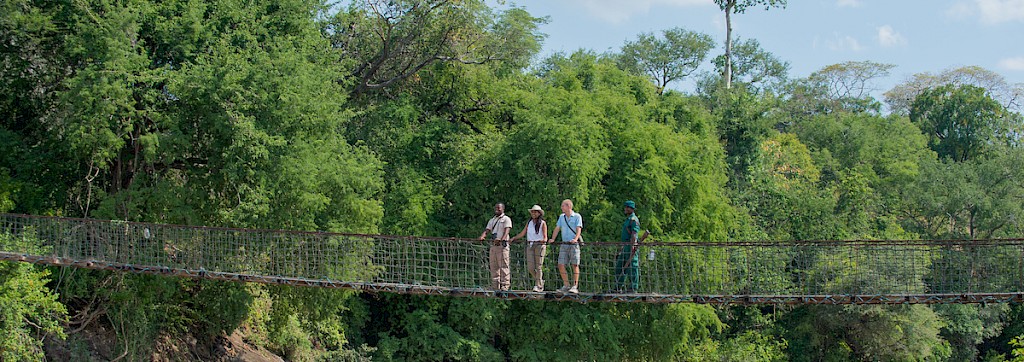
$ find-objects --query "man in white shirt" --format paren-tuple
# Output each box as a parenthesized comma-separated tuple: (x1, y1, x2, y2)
(479, 203, 512, 290)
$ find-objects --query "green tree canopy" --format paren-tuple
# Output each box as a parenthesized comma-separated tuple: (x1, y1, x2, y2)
(910, 84, 1010, 163)
(618, 27, 715, 95)
(328, 0, 547, 96)
(710, 37, 790, 95)
(785, 61, 895, 115)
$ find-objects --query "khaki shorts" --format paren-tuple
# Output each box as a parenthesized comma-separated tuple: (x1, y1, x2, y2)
(558, 244, 580, 265)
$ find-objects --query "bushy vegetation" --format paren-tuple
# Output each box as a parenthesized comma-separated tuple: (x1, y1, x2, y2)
(2, 0, 1024, 360)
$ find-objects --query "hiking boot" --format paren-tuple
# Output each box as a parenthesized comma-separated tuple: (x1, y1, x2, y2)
(568, 285, 579, 294)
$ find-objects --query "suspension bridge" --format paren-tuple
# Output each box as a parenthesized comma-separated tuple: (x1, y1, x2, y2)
(2, 213, 1023, 304)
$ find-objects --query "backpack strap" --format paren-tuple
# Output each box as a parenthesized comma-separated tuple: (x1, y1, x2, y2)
(560, 214, 582, 244)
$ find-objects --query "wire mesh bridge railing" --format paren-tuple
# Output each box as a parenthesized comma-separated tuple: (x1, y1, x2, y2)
(2, 213, 1024, 304)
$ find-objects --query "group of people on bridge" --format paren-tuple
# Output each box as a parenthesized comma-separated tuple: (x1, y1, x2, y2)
(479, 199, 642, 294)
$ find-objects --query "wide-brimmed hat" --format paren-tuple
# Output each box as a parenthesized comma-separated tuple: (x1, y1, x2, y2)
(529, 205, 544, 215)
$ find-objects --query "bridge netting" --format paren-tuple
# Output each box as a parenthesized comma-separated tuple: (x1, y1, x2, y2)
(1, 213, 1024, 304)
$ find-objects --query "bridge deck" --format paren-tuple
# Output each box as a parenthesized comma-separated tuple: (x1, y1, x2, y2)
(3, 251, 1022, 304)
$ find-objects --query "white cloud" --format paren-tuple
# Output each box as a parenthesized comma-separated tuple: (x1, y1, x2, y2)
(836, 0, 862, 7)
(826, 33, 864, 52)
(876, 25, 907, 47)
(977, 0, 1024, 23)
(569, 0, 713, 24)
(999, 56, 1024, 71)
(947, 0, 1024, 23)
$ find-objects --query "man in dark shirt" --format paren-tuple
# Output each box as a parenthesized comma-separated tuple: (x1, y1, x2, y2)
(614, 200, 640, 293)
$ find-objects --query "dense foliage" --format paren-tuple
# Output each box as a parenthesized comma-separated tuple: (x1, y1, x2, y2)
(2, 0, 1024, 360)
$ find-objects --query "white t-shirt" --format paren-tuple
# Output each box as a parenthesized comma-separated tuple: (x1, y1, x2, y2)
(526, 219, 546, 241)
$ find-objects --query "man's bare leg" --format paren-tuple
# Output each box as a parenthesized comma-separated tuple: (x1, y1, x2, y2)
(558, 264, 569, 291)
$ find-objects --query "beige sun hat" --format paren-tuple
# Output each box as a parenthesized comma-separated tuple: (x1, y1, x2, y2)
(529, 205, 544, 216)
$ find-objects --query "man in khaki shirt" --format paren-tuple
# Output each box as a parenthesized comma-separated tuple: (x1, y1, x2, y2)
(479, 203, 512, 290)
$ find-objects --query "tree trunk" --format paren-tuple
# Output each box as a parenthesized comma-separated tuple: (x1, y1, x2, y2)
(725, 1, 734, 89)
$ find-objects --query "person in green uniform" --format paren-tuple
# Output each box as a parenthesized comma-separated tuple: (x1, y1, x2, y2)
(614, 200, 640, 293)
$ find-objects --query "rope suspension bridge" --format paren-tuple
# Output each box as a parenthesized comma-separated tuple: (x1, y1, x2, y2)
(2, 213, 1024, 305)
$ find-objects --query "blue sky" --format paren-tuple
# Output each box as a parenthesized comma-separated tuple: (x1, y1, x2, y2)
(495, 0, 1024, 95)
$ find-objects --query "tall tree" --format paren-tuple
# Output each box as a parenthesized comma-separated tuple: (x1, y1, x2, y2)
(710, 37, 789, 94)
(786, 61, 895, 115)
(712, 0, 787, 89)
(328, 0, 546, 97)
(2, 1, 389, 359)
(812, 61, 896, 102)
(886, 65, 1024, 115)
(910, 84, 1010, 162)
(618, 27, 715, 94)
